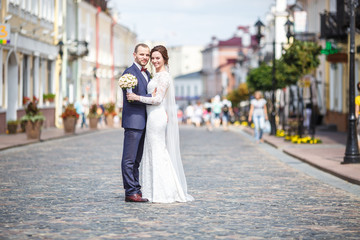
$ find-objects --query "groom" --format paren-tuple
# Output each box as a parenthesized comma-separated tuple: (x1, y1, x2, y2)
(121, 43, 152, 202)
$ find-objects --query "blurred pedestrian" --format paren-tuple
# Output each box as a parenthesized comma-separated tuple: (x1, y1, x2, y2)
(185, 102, 194, 125)
(62, 96, 69, 113)
(355, 83, 360, 147)
(212, 95, 222, 128)
(248, 91, 268, 143)
(97, 104, 105, 127)
(80, 94, 89, 128)
(193, 101, 203, 127)
(177, 108, 184, 125)
(203, 98, 213, 131)
(221, 96, 232, 131)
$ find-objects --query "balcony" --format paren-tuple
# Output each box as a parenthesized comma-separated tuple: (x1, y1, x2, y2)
(320, 12, 347, 40)
(320, 0, 360, 41)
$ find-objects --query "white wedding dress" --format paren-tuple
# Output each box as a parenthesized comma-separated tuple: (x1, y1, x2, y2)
(138, 71, 194, 203)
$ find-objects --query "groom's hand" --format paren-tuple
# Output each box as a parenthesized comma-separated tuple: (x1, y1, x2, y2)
(152, 88, 157, 97)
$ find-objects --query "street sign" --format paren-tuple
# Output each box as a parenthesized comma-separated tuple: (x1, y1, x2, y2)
(0, 24, 10, 44)
(321, 41, 338, 55)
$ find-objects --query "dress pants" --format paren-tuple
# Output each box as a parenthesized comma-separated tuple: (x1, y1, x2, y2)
(121, 128, 146, 196)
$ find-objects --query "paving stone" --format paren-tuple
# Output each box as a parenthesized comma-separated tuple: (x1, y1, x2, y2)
(0, 126, 360, 239)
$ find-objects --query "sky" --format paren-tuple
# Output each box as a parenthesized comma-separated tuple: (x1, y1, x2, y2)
(109, 0, 287, 47)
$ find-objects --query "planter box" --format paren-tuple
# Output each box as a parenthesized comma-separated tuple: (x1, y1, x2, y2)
(106, 115, 114, 127)
(89, 117, 98, 129)
(7, 124, 18, 134)
(25, 120, 43, 139)
(63, 117, 77, 133)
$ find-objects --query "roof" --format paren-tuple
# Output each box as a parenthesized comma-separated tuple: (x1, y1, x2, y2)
(174, 71, 202, 80)
(218, 36, 242, 47)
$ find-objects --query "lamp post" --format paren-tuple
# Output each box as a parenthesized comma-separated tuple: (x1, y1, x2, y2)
(255, 19, 264, 66)
(254, 19, 277, 135)
(343, 0, 360, 164)
(284, 18, 294, 44)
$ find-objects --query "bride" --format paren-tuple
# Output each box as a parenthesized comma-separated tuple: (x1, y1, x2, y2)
(127, 45, 194, 203)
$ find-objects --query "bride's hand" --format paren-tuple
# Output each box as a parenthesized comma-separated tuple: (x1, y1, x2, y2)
(127, 92, 139, 101)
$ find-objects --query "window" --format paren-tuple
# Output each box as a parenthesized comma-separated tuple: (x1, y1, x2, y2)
(32, 0, 38, 15)
(23, 55, 29, 99)
(47, 60, 52, 93)
(175, 86, 179, 97)
(194, 86, 198, 96)
(329, 63, 343, 112)
(187, 85, 191, 97)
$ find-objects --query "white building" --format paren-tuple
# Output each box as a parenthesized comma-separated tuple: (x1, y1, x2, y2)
(168, 45, 203, 78)
(174, 71, 203, 108)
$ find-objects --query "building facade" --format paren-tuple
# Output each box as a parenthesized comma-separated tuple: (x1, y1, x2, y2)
(168, 45, 203, 78)
(0, 0, 137, 134)
(0, 0, 59, 134)
(202, 26, 257, 99)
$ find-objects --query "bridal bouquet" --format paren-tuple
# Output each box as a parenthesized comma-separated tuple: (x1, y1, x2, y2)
(118, 74, 138, 93)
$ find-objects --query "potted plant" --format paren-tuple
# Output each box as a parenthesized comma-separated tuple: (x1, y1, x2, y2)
(47, 93, 55, 103)
(21, 96, 45, 139)
(88, 104, 99, 129)
(43, 93, 48, 103)
(23, 96, 30, 106)
(43, 93, 56, 105)
(104, 102, 117, 127)
(7, 120, 19, 134)
(61, 104, 79, 133)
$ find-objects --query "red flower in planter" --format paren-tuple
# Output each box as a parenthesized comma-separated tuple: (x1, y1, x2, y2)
(23, 96, 31, 105)
(61, 104, 80, 119)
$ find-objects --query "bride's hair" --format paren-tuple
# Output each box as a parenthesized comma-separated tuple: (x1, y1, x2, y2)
(150, 45, 169, 65)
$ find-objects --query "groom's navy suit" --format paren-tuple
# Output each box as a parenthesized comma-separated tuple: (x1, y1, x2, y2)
(121, 63, 151, 197)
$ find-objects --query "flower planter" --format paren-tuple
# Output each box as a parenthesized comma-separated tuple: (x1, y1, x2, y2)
(25, 120, 43, 139)
(20, 121, 26, 132)
(106, 115, 114, 127)
(89, 117, 98, 129)
(7, 124, 18, 134)
(63, 117, 77, 133)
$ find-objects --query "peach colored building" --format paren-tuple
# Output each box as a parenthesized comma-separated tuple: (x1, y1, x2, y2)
(202, 26, 258, 99)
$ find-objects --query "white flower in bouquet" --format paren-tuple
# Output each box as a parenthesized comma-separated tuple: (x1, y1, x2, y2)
(118, 74, 138, 93)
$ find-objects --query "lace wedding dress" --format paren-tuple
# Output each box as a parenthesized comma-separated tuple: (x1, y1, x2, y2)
(138, 71, 194, 203)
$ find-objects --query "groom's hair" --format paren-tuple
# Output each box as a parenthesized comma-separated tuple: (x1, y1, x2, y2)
(134, 43, 150, 53)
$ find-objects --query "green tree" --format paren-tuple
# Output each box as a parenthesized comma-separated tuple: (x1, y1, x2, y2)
(282, 40, 322, 79)
(227, 83, 249, 106)
(246, 40, 321, 92)
(247, 61, 289, 92)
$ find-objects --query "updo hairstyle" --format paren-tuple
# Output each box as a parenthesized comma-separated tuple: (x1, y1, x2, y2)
(150, 45, 169, 65)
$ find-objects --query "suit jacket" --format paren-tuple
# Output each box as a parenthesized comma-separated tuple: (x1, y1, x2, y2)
(121, 63, 152, 130)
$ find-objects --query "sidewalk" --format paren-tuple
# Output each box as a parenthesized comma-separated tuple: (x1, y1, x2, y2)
(237, 126, 360, 185)
(0, 123, 120, 151)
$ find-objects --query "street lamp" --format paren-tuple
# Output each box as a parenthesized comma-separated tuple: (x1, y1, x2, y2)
(68, 40, 89, 60)
(284, 18, 294, 44)
(343, 0, 360, 164)
(254, 19, 277, 135)
(255, 19, 265, 66)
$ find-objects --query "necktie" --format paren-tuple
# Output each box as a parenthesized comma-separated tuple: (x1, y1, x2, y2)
(141, 67, 147, 72)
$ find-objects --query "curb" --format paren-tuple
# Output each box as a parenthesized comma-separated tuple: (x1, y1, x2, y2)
(233, 126, 360, 186)
(0, 128, 115, 152)
(283, 149, 360, 186)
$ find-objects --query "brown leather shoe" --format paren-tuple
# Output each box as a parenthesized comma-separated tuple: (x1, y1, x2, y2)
(125, 194, 148, 202)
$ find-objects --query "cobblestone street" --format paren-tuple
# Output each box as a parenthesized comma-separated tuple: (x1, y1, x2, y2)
(1, 126, 360, 239)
